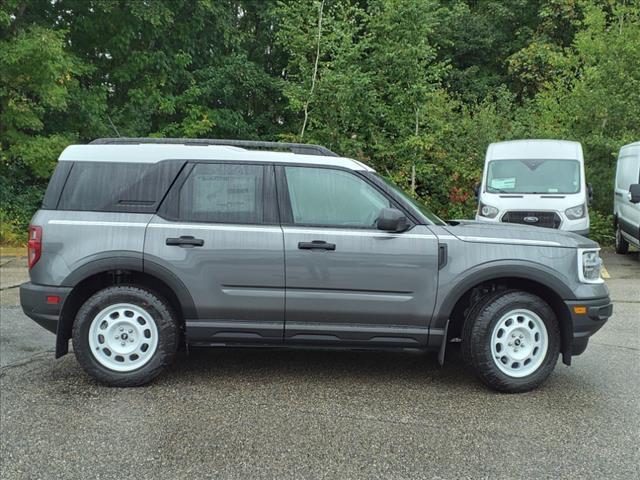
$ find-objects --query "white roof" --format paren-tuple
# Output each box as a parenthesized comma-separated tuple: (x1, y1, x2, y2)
(486, 139, 583, 161)
(620, 141, 640, 157)
(58, 144, 375, 171)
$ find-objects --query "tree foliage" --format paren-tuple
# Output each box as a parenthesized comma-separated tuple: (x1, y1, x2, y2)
(1, 0, 639, 244)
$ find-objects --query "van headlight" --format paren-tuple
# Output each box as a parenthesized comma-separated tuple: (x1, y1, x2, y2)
(565, 204, 586, 219)
(578, 248, 604, 284)
(479, 203, 499, 218)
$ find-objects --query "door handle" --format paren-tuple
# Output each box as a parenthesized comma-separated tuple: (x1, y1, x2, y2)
(166, 236, 204, 247)
(298, 240, 336, 251)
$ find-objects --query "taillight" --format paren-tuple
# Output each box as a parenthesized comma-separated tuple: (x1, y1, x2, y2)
(27, 225, 42, 269)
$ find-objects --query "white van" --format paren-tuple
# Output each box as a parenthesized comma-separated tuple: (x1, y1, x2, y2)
(613, 141, 640, 253)
(476, 140, 590, 236)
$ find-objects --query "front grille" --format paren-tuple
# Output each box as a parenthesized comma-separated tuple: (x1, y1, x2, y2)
(501, 211, 561, 229)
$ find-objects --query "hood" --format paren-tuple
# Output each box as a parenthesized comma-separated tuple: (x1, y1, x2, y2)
(478, 192, 586, 212)
(443, 220, 598, 249)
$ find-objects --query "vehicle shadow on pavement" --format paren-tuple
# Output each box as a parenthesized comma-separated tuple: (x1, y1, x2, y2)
(157, 345, 480, 390)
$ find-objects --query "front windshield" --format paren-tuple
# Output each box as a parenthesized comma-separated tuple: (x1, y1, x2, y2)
(486, 159, 581, 194)
(375, 174, 446, 225)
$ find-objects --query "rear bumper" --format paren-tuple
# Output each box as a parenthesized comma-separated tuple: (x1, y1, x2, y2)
(20, 282, 71, 334)
(565, 296, 613, 356)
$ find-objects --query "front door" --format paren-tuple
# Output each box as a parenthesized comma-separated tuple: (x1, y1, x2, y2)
(278, 165, 439, 347)
(144, 162, 285, 344)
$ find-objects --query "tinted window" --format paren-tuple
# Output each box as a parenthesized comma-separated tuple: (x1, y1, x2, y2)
(58, 161, 182, 212)
(284, 167, 390, 227)
(42, 161, 73, 209)
(178, 163, 266, 224)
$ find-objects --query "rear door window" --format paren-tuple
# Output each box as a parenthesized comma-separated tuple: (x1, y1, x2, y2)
(171, 163, 277, 224)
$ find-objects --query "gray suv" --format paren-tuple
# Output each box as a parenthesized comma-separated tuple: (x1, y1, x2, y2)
(20, 138, 612, 392)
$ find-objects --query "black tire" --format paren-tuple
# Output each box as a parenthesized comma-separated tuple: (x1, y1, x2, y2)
(615, 223, 629, 254)
(72, 286, 179, 387)
(462, 290, 560, 393)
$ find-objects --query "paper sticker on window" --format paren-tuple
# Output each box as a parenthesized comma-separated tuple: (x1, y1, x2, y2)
(490, 178, 516, 189)
(192, 174, 256, 214)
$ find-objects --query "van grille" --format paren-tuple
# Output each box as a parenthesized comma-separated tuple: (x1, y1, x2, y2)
(501, 211, 561, 229)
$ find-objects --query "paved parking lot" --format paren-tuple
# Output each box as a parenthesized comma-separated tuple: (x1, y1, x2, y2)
(1, 251, 638, 479)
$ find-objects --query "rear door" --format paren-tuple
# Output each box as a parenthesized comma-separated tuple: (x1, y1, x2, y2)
(144, 162, 285, 344)
(277, 165, 439, 347)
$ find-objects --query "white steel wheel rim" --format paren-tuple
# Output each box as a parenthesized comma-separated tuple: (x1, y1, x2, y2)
(88, 303, 159, 372)
(490, 309, 548, 378)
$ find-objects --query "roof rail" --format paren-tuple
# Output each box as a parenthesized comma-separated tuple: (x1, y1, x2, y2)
(90, 137, 339, 157)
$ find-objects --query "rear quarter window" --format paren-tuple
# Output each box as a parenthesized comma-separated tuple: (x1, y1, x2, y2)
(57, 161, 183, 212)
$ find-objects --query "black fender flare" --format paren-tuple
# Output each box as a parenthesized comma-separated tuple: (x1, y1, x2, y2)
(433, 260, 575, 365)
(56, 252, 196, 357)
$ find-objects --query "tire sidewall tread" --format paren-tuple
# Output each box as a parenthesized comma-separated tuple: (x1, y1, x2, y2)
(72, 285, 179, 387)
(462, 290, 560, 393)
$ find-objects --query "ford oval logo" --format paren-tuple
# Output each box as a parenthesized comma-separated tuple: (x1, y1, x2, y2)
(523, 216, 539, 223)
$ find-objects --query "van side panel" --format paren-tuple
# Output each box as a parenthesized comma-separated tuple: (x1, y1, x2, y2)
(29, 210, 153, 286)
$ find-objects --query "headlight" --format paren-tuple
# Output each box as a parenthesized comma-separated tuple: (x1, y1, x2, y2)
(565, 204, 586, 220)
(479, 203, 499, 218)
(578, 248, 603, 284)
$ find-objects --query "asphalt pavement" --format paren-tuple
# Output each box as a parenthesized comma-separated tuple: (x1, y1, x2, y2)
(1, 251, 638, 479)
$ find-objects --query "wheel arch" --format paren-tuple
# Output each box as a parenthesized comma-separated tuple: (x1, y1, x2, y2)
(436, 263, 574, 366)
(56, 257, 196, 358)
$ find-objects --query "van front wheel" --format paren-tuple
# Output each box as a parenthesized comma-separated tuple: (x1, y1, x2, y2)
(72, 286, 179, 386)
(462, 290, 560, 393)
(615, 224, 629, 254)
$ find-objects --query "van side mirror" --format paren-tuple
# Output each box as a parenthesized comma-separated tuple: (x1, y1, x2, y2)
(474, 183, 480, 199)
(629, 184, 640, 204)
(377, 208, 409, 232)
(587, 183, 594, 204)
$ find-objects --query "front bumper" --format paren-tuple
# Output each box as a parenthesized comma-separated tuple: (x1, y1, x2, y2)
(565, 296, 613, 356)
(20, 282, 71, 334)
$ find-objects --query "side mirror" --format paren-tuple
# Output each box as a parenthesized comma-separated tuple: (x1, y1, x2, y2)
(376, 208, 409, 232)
(587, 183, 594, 204)
(474, 183, 480, 199)
(629, 184, 640, 204)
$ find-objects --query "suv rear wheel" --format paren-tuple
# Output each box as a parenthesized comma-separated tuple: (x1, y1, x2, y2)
(462, 290, 560, 393)
(72, 286, 179, 386)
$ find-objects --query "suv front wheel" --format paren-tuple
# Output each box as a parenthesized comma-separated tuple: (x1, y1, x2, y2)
(72, 286, 179, 386)
(462, 290, 560, 393)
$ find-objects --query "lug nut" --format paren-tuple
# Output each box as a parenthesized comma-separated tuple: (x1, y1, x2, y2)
(115, 335, 119, 339)
(119, 327, 124, 332)
(129, 338, 134, 343)
(128, 329, 133, 334)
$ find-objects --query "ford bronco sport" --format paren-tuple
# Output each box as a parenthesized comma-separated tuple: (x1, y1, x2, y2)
(20, 138, 613, 392)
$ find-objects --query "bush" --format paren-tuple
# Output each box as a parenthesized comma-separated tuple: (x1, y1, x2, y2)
(0, 210, 25, 246)
(589, 210, 614, 246)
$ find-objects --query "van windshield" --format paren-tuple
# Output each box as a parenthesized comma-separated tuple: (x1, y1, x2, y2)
(486, 159, 581, 194)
